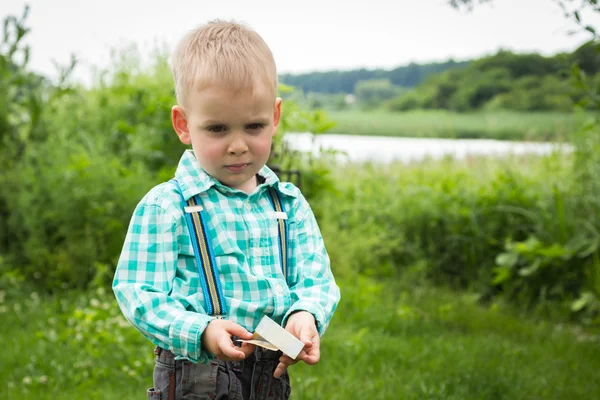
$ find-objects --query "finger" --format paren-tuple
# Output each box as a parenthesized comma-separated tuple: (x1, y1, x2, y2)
(300, 331, 314, 347)
(273, 361, 288, 379)
(302, 335, 320, 364)
(219, 336, 246, 361)
(278, 354, 299, 366)
(302, 346, 320, 365)
(223, 322, 253, 340)
(238, 342, 256, 358)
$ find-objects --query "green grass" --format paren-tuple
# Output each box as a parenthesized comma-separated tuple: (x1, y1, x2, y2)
(1, 276, 599, 399)
(326, 109, 590, 141)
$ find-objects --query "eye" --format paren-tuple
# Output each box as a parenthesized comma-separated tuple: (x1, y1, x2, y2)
(246, 123, 266, 131)
(207, 125, 227, 133)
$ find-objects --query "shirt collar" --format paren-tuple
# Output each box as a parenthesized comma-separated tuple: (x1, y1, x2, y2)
(174, 150, 298, 201)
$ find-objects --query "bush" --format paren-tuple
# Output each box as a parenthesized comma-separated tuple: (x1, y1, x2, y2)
(319, 154, 599, 323)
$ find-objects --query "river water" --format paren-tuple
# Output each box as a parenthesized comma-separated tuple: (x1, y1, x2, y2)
(284, 132, 569, 164)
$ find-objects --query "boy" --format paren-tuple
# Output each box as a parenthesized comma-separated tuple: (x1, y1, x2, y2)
(112, 20, 340, 400)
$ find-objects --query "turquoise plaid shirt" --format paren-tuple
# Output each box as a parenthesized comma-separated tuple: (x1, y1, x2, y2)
(113, 150, 340, 363)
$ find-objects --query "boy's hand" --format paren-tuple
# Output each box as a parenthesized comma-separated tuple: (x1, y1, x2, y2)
(201, 319, 256, 361)
(274, 311, 320, 378)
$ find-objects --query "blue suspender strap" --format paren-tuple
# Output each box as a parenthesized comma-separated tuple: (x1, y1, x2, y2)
(170, 179, 288, 317)
(170, 179, 226, 317)
(267, 187, 288, 279)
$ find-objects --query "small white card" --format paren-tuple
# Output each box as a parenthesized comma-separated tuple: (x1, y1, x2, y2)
(238, 315, 304, 359)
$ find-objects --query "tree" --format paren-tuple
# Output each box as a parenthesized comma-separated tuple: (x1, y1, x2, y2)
(354, 79, 403, 109)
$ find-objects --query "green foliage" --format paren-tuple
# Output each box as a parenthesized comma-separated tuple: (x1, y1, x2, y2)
(0, 6, 47, 254)
(3, 139, 151, 290)
(279, 59, 469, 94)
(386, 48, 589, 112)
(448, 0, 491, 10)
(0, 12, 159, 290)
(353, 79, 404, 109)
(280, 89, 350, 111)
(319, 153, 600, 323)
(484, 75, 574, 112)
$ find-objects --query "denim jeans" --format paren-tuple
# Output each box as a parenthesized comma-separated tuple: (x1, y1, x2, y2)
(146, 346, 291, 400)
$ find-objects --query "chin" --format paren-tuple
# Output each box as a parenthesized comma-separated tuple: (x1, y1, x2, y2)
(223, 175, 250, 186)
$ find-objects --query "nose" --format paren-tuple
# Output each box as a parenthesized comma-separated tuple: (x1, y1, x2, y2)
(227, 132, 249, 155)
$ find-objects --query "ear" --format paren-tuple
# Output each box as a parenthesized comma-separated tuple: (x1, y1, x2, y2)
(172, 105, 191, 145)
(272, 98, 282, 137)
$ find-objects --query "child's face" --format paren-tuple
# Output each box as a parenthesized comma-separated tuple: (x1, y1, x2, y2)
(172, 84, 281, 194)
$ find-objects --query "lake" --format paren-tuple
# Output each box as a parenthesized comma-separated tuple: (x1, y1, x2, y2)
(284, 132, 569, 164)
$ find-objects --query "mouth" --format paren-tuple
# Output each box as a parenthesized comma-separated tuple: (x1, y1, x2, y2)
(225, 163, 250, 173)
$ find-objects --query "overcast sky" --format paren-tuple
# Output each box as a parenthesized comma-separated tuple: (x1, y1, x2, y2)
(3, 0, 599, 83)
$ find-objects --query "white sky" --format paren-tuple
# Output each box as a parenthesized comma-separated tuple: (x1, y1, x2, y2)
(2, 0, 599, 83)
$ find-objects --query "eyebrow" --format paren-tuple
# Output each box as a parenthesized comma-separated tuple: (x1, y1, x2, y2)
(201, 117, 271, 126)
(201, 120, 225, 126)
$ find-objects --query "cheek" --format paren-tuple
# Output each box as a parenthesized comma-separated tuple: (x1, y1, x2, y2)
(193, 140, 224, 162)
(252, 138, 273, 156)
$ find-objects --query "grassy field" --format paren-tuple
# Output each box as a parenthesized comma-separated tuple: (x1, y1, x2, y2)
(1, 276, 599, 399)
(325, 109, 589, 141)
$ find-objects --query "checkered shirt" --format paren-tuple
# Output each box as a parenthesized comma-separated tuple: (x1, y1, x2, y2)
(113, 150, 340, 363)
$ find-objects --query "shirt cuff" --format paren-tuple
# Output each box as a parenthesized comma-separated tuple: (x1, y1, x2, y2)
(169, 313, 215, 363)
(282, 301, 327, 336)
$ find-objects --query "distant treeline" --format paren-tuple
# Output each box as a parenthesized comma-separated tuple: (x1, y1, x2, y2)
(388, 42, 600, 112)
(279, 59, 470, 93)
(279, 41, 600, 112)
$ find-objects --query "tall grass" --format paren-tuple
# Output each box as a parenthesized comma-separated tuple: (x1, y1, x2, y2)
(326, 109, 589, 141)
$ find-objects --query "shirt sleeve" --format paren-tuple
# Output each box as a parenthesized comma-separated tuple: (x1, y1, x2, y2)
(112, 201, 214, 363)
(282, 196, 341, 336)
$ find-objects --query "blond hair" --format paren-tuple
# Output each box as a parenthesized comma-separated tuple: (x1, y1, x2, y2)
(171, 20, 277, 106)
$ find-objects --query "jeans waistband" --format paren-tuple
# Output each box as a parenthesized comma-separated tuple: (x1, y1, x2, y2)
(155, 342, 282, 365)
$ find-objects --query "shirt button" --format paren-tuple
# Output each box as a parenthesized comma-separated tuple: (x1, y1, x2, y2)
(253, 248, 263, 256)
(244, 202, 252, 211)
(275, 284, 284, 294)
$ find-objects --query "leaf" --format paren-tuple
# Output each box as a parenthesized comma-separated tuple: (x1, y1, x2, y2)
(537, 243, 568, 259)
(518, 259, 541, 277)
(515, 236, 541, 254)
(570, 292, 594, 312)
(575, 238, 599, 258)
(495, 252, 518, 268)
(492, 266, 512, 285)
(585, 25, 597, 35)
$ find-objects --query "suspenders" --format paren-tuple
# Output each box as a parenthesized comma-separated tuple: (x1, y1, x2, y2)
(266, 188, 288, 279)
(171, 179, 288, 317)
